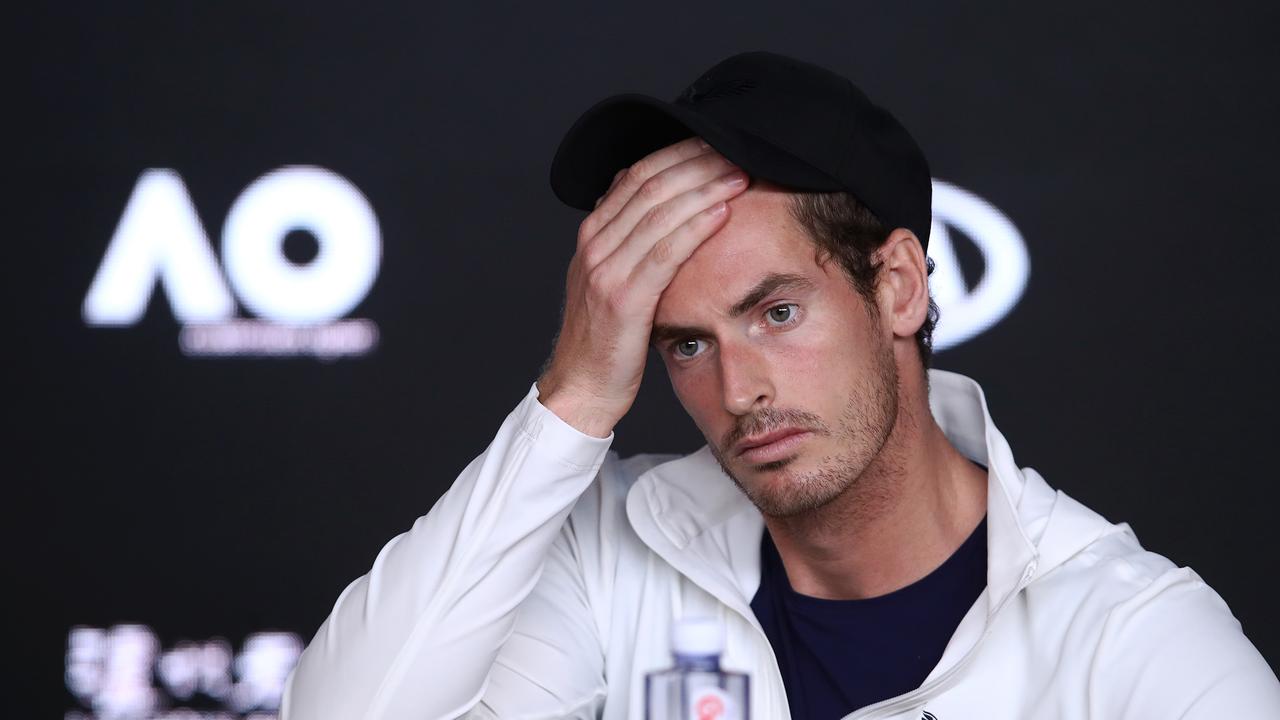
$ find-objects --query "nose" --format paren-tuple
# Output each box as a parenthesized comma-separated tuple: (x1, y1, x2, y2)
(719, 339, 774, 416)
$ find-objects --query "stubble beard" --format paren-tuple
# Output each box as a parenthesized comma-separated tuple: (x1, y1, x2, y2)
(708, 338, 900, 519)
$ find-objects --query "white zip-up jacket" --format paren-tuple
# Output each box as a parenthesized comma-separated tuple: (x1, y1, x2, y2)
(282, 369, 1280, 719)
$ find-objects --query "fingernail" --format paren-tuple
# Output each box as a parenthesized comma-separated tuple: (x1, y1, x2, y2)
(698, 139, 711, 149)
(724, 172, 747, 187)
(709, 201, 727, 216)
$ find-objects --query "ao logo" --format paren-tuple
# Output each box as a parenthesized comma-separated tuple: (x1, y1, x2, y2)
(927, 180, 1029, 351)
(83, 166, 380, 326)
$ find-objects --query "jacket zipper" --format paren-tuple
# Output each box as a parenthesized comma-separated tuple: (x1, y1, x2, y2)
(839, 558, 1039, 720)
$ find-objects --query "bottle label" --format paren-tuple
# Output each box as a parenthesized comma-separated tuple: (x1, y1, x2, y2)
(687, 686, 738, 720)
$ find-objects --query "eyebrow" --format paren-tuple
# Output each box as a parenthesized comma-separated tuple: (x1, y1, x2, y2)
(650, 272, 816, 347)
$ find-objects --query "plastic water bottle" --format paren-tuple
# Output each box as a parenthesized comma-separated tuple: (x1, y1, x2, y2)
(644, 617, 750, 720)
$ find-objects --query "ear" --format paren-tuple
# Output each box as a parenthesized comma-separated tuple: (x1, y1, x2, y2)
(873, 228, 930, 340)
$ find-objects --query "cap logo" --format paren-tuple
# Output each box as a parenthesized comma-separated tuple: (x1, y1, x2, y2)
(677, 78, 758, 105)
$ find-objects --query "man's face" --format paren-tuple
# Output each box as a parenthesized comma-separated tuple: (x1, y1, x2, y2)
(653, 181, 900, 518)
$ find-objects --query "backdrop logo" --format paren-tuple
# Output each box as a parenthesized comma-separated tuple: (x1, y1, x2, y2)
(66, 624, 301, 719)
(83, 166, 381, 359)
(928, 180, 1029, 351)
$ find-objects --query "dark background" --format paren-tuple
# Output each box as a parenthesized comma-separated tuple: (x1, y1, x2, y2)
(15, 2, 1279, 716)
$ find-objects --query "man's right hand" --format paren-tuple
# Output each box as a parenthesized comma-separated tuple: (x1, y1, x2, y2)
(537, 137, 749, 438)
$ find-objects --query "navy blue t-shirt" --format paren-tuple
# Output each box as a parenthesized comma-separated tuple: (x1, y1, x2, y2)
(750, 514, 988, 719)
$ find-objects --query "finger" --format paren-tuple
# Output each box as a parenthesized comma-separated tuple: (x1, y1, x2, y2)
(594, 168, 629, 208)
(581, 136, 712, 245)
(629, 198, 735, 297)
(587, 150, 738, 263)
(607, 167, 627, 193)
(601, 137, 710, 218)
(603, 168, 748, 273)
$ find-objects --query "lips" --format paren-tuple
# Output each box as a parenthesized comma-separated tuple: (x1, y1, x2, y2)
(734, 427, 811, 464)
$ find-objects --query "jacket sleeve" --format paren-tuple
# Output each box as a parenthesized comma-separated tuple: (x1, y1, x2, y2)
(465, 504, 611, 719)
(280, 382, 615, 720)
(1089, 565, 1280, 718)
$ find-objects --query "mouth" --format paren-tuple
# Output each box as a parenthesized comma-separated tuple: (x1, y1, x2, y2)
(734, 428, 812, 464)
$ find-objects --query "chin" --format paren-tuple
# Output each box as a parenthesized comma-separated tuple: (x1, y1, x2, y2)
(734, 457, 824, 514)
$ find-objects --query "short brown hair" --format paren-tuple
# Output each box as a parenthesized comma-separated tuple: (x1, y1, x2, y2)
(787, 191, 940, 369)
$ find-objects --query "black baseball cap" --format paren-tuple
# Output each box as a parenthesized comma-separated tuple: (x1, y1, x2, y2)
(549, 51, 933, 249)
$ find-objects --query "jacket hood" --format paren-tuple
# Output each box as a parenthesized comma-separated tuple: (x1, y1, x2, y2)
(625, 369, 1131, 623)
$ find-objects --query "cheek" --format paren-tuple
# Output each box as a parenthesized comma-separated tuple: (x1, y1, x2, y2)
(667, 361, 733, 443)
(670, 368, 715, 422)
(773, 314, 865, 401)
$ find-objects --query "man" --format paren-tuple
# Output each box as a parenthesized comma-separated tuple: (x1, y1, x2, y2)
(281, 52, 1280, 719)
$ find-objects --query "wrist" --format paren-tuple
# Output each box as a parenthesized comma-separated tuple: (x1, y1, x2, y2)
(535, 379, 621, 439)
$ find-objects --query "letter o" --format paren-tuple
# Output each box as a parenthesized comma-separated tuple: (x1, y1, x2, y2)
(222, 166, 381, 325)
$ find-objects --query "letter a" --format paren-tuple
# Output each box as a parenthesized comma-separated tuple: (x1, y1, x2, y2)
(83, 169, 235, 325)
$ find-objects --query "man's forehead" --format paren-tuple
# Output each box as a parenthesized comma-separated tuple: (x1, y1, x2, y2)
(656, 183, 819, 319)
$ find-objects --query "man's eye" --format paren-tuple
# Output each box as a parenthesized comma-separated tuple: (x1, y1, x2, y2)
(765, 303, 799, 326)
(674, 339, 706, 358)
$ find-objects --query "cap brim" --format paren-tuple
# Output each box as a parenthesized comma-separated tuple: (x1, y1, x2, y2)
(550, 94, 843, 211)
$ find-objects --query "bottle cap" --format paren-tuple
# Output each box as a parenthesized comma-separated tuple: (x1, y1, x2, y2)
(672, 616, 725, 656)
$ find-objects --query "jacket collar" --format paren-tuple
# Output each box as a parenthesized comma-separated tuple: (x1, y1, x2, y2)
(625, 369, 1122, 622)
